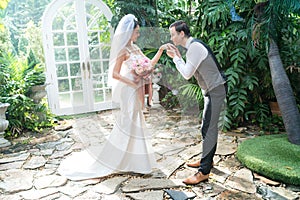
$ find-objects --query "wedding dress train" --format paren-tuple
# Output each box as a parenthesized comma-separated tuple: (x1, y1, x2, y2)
(58, 54, 157, 181)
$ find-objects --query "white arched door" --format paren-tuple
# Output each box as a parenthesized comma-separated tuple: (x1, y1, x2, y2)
(42, 0, 113, 115)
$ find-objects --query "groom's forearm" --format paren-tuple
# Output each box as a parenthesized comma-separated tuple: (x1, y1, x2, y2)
(173, 56, 196, 80)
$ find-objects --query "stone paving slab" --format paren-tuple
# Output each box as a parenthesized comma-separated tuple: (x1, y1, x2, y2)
(0, 108, 299, 199)
(121, 178, 184, 193)
(92, 176, 129, 194)
(126, 190, 164, 200)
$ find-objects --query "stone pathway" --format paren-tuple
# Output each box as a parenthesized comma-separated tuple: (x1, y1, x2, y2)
(0, 106, 299, 200)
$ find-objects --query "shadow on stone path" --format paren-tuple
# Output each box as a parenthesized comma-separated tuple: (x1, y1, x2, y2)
(0, 106, 299, 200)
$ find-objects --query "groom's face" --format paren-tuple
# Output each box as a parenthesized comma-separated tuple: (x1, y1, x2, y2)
(169, 27, 183, 46)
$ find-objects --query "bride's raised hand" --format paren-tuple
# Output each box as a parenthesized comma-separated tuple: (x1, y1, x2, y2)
(159, 44, 169, 51)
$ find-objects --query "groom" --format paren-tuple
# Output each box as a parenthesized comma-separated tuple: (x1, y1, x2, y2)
(166, 20, 227, 185)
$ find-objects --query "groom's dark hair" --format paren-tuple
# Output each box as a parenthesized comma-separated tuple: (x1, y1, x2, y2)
(169, 20, 191, 37)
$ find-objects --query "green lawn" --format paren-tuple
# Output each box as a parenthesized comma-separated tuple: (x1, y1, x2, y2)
(236, 134, 300, 185)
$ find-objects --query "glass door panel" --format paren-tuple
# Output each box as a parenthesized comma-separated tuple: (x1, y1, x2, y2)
(51, 1, 87, 112)
(84, 2, 111, 107)
(43, 0, 113, 115)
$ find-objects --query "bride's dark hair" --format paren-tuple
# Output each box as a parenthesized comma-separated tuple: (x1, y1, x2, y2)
(133, 18, 139, 29)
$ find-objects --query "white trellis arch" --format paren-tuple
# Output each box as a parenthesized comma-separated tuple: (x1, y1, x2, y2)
(42, 0, 113, 115)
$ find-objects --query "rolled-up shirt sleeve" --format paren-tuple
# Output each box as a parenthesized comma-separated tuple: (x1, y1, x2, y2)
(172, 42, 208, 80)
(173, 56, 195, 80)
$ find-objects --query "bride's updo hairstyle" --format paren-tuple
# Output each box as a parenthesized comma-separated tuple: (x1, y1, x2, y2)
(133, 18, 139, 29)
(108, 14, 138, 88)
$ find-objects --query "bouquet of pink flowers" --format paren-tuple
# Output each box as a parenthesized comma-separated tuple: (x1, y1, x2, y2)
(131, 57, 153, 79)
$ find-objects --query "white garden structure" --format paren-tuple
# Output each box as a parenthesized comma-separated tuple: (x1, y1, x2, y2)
(42, 0, 113, 115)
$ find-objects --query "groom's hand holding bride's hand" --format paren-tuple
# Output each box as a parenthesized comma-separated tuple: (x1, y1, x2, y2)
(165, 43, 180, 59)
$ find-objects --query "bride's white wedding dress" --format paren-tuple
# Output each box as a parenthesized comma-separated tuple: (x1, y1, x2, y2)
(58, 50, 157, 181)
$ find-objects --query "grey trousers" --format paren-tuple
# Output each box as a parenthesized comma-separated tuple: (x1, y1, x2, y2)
(198, 84, 226, 175)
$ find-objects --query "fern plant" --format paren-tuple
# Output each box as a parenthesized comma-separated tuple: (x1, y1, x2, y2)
(178, 0, 284, 131)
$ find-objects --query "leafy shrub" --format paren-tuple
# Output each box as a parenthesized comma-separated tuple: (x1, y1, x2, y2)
(0, 51, 53, 138)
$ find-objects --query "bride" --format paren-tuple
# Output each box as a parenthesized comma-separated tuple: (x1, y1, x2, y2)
(57, 14, 168, 180)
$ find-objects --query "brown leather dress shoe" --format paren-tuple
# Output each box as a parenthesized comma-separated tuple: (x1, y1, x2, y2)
(182, 172, 209, 185)
(186, 160, 200, 168)
(186, 161, 214, 168)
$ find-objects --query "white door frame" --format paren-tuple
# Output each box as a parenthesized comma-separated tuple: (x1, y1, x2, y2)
(42, 0, 113, 115)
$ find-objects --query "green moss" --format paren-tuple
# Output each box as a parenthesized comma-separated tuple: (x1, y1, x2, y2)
(236, 134, 300, 185)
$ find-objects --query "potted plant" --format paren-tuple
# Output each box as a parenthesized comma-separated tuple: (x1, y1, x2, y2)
(0, 102, 11, 147)
(25, 63, 47, 103)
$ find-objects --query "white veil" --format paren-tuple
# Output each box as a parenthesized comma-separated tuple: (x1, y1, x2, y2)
(108, 14, 137, 89)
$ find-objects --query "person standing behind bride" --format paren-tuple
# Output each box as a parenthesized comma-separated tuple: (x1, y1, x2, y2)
(57, 14, 167, 181)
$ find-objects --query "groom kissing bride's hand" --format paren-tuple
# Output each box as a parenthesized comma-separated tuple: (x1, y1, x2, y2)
(165, 43, 181, 59)
(164, 20, 227, 185)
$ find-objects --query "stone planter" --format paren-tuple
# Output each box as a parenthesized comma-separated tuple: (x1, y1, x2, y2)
(0, 103, 11, 147)
(152, 72, 162, 84)
(151, 73, 162, 107)
(30, 84, 47, 103)
(30, 84, 48, 121)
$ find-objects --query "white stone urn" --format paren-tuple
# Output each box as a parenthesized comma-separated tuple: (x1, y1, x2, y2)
(152, 72, 162, 84)
(30, 84, 47, 103)
(151, 72, 162, 107)
(0, 103, 11, 147)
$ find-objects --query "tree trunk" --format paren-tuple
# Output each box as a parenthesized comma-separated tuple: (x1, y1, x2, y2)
(268, 39, 300, 145)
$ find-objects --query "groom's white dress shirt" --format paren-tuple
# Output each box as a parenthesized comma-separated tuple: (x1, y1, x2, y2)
(172, 37, 225, 95)
(173, 37, 208, 79)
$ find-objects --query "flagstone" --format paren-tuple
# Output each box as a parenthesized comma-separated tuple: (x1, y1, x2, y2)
(93, 176, 129, 194)
(49, 148, 72, 159)
(38, 192, 62, 200)
(0, 109, 297, 200)
(158, 156, 186, 178)
(34, 175, 67, 189)
(210, 166, 232, 184)
(218, 189, 261, 200)
(173, 168, 197, 179)
(215, 139, 237, 156)
(126, 190, 164, 200)
(0, 152, 30, 164)
(45, 163, 59, 169)
(158, 145, 185, 156)
(178, 143, 202, 161)
(0, 194, 22, 200)
(55, 140, 74, 151)
(35, 169, 56, 177)
(18, 188, 59, 200)
(0, 160, 24, 170)
(225, 168, 256, 193)
(39, 148, 55, 156)
(23, 155, 47, 169)
(0, 169, 34, 193)
(59, 185, 87, 198)
(37, 140, 63, 150)
(165, 189, 196, 200)
(270, 186, 299, 200)
(121, 178, 182, 193)
(201, 182, 227, 197)
(75, 178, 102, 187)
(155, 131, 176, 139)
(73, 190, 103, 200)
(174, 133, 199, 145)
